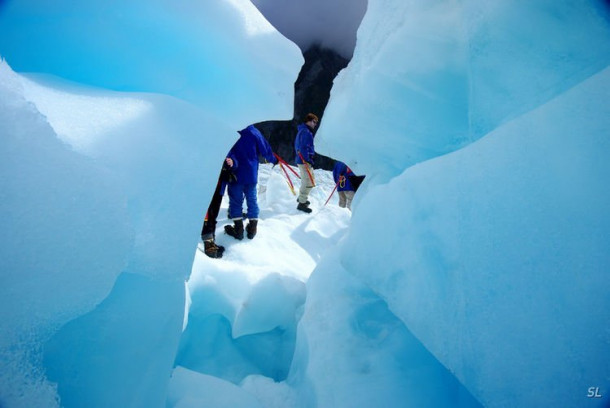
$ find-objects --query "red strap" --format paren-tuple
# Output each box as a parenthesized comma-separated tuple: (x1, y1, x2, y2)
(274, 153, 301, 179)
(324, 179, 340, 206)
(297, 152, 316, 186)
(278, 161, 295, 194)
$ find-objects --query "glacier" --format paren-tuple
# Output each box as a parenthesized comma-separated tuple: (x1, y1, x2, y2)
(338, 66, 610, 407)
(0, 0, 302, 406)
(1, 0, 610, 407)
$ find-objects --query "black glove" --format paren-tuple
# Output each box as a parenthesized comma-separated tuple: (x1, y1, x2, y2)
(221, 168, 237, 183)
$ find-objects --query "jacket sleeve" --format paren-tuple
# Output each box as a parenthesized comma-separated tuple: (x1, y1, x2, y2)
(256, 133, 277, 164)
(294, 129, 303, 162)
(307, 132, 315, 163)
(302, 131, 315, 163)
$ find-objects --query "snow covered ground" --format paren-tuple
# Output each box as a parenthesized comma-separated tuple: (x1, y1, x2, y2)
(196, 164, 350, 283)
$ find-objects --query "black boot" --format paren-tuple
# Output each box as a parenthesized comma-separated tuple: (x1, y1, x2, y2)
(203, 239, 224, 259)
(296, 199, 310, 205)
(246, 219, 258, 240)
(224, 219, 244, 240)
(297, 202, 312, 213)
(211, 233, 224, 250)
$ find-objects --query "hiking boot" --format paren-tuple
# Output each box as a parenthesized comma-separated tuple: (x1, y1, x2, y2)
(224, 219, 244, 240)
(203, 239, 224, 259)
(201, 234, 224, 254)
(296, 199, 310, 205)
(297, 202, 312, 213)
(246, 219, 258, 240)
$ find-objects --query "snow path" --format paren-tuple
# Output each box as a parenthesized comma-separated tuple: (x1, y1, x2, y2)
(193, 164, 350, 281)
(173, 164, 351, 389)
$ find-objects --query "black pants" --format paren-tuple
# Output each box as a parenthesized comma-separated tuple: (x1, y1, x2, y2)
(201, 175, 225, 240)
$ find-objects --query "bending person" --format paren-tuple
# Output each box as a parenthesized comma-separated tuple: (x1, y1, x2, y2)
(224, 125, 277, 240)
(332, 160, 356, 210)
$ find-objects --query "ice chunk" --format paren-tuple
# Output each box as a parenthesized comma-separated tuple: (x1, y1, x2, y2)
(43, 273, 184, 408)
(289, 253, 481, 407)
(0, 0, 302, 126)
(168, 367, 263, 408)
(341, 66, 610, 407)
(319, 0, 610, 180)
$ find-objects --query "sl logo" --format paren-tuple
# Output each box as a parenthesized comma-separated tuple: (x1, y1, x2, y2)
(587, 387, 603, 398)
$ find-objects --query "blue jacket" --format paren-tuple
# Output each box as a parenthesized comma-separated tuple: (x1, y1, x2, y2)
(228, 125, 277, 185)
(333, 161, 354, 191)
(294, 123, 315, 165)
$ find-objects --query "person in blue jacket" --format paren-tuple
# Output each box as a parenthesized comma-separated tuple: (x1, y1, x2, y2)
(332, 161, 356, 210)
(294, 113, 318, 213)
(224, 125, 277, 240)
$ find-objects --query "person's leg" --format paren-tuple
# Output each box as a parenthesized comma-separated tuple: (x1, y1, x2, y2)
(201, 178, 224, 240)
(243, 183, 259, 239)
(244, 183, 259, 219)
(344, 190, 355, 210)
(227, 183, 245, 220)
(338, 191, 347, 208)
(200, 176, 226, 258)
(225, 183, 245, 240)
(297, 164, 315, 204)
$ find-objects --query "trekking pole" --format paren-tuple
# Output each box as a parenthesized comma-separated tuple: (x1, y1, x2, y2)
(273, 153, 301, 179)
(277, 161, 296, 195)
(297, 152, 316, 186)
(324, 179, 340, 206)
